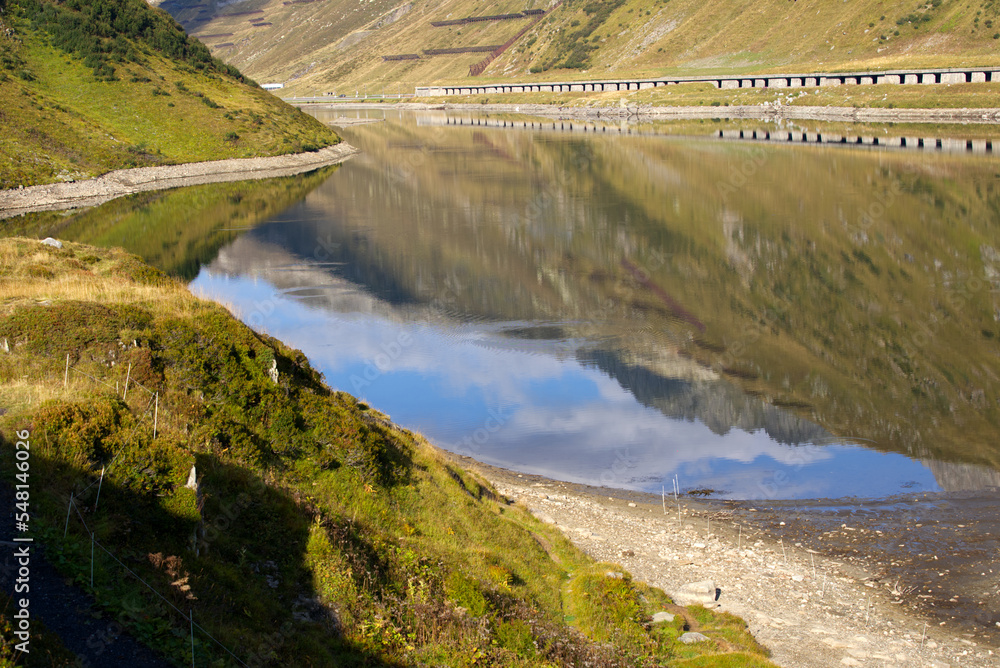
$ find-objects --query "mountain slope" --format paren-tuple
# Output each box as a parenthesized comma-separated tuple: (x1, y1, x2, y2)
(160, 0, 1000, 95)
(0, 0, 338, 189)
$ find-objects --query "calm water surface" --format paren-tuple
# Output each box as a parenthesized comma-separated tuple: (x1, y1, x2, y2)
(36, 110, 1000, 499)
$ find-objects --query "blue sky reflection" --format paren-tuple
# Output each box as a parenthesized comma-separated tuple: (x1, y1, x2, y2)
(190, 269, 940, 500)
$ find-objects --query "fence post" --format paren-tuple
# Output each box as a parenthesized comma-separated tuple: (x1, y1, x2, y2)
(64, 494, 73, 539)
(95, 467, 105, 510)
(123, 362, 132, 401)
(190, 609, 195, 668)
(153, 393, 158, 439)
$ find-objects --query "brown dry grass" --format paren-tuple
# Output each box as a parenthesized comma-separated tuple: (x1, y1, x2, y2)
(0, 240, 189, 312)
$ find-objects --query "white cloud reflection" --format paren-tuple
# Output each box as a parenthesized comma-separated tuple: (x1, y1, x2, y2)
(190, 269, 939, 500)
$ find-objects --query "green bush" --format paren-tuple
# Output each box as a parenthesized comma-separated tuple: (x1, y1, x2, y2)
(0, 301, 153, 358)
(495, 619, 536, 658)
(158, 478, 200, 524)
(445, 571, 488, 616)
(20, 0, 247, 82)
(34, 397, 133, 466)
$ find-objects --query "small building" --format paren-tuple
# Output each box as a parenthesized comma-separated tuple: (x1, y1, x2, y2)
(261, 83, 284, 90)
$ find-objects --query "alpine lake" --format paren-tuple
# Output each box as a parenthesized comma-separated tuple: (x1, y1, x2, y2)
(10, 108, 1000, 505)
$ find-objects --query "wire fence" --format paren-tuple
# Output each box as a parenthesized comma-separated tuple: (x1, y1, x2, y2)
(36, 352, 254, 666)
(63, 494, 250, 667)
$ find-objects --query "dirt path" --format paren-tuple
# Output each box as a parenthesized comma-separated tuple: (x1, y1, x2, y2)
(0, 484, 171, 667)
(0, 142, 359, 220)
(451, 455, 999, 668)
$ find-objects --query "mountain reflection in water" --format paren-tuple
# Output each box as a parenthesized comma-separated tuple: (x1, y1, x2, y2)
(31, 109, 1000, 500)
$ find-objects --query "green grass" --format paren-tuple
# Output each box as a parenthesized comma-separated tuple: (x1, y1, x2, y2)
(0, 237, 779, 667)
(0, 0, 339, 188)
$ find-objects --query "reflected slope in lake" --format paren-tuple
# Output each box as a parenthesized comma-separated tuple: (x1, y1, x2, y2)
(188, 111, 1000, 499)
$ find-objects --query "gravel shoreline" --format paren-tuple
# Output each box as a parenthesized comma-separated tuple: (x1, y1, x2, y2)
(302, 101, 1000, 124)
(0, 142, 359, 219)
(446, 453, 999, 668)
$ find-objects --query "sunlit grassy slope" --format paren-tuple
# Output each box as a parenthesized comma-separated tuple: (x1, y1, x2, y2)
(0, 0, 338, 189)
(0, 237, 779, 667)
(161, 0, 1000, 95)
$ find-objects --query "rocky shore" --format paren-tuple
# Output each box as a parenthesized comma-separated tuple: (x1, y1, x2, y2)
(303, 101, 1000, 125)
(0, 143, 359, 219)
(448, 454, 999, 668)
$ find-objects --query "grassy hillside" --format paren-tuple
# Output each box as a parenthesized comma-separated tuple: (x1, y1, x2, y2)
(159, 0, 1000, 95)
(0, 0, 339, 189)
(0, 237, 778, 667)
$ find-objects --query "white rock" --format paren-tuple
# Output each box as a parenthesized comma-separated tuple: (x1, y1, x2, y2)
(41, 237, 62, 248)
(678, 632, 709, 644)
(651, 611, 675, 624)
(673, 580, 717, 606)
(185, 465, 198, 491)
